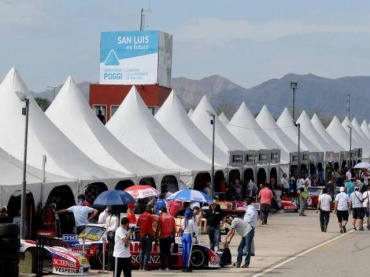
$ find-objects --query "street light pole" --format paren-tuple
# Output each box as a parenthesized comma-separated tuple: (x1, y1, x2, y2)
(347, 125, 352, 167)
(290, 81, 300, 175)
(207, 110, 216, 199)
(16, 91, 30, 239)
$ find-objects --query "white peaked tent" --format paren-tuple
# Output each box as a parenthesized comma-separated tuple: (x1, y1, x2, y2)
(155, 90, 228, 167)
(0, 68, 118, 189)
(218, 112, 230, 125)
(326, 116, 355, 150)
(342, 117, 370, 157)
(256, 105, 296, 164)
(276, 108, 321, 152)
(351, 118, 370, 146)
(0, 147, 75, 207)
(296, 111, 334, 151)
(106, 86, 211, 187)
(311, 114, 345, 152)
(46, 77, 170, 185)
(228, 102, 279, 151)
(0, 68, 128, 209)
(190, 95, 246, 154)
(360, 120, 370, 140)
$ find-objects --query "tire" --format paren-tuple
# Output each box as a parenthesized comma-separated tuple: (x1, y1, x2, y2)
(0, 237, 20, 252)
(90, 249, 102, 269)
(0, 224, 19, 238)
(190, 246, 207, 269)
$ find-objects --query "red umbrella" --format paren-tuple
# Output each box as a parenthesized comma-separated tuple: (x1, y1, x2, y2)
(124, 185, 160, 199)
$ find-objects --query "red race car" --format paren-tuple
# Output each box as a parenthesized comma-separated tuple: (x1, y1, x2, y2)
(61, 224, 227, 270)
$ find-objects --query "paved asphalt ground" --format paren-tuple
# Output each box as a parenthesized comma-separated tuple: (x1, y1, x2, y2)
(23, 209, 349, 277)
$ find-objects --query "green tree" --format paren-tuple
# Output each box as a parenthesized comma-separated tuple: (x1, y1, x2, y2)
(35, 97, 51, 112)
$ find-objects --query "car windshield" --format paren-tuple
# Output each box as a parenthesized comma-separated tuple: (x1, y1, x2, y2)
(308, 187, 322, 196)
(79, 225, 105, 241)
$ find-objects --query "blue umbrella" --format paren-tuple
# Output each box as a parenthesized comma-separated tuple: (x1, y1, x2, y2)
(167, 189, 213, 203)
(93, 190, 135, 206)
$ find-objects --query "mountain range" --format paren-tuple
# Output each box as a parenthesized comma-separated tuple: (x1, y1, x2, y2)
(35, 73, 370, 126)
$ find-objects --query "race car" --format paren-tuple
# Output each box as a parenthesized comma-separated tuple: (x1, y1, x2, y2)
(20, 239, 90, 275)
(62, 224, 225, 270)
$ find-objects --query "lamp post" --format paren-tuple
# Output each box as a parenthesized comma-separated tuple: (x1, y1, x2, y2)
(15, 91, 30, 239)
(207, 110, 216, 199)
(347, 125, 352, 167)
(290, 81, 301, 175)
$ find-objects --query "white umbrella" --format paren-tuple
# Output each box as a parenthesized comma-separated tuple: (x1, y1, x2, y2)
(166, 189, 213, 203)
(353, 162, 370, 169)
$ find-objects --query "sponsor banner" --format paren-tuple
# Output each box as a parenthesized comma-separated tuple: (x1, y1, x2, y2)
(99, 30, 172, 87)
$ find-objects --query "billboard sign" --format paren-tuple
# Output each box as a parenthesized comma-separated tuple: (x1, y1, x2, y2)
(100, 30, 172, 87)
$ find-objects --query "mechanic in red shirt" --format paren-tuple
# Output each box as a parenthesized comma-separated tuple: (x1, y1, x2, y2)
(126, 203, 136, 224)
(157, 207, 176, 270)
(168, 200, 181, 217)
(136, 204, 158, 270)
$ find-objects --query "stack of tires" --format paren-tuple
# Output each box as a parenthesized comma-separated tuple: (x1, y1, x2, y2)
(0, 224, 19, 277)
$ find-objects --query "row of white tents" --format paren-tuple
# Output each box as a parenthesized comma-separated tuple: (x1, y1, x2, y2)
(1, 67, 369, 211)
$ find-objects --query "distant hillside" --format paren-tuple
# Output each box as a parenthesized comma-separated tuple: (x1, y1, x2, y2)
(33, 74, 370, 125)
(172, 74, 370, 125)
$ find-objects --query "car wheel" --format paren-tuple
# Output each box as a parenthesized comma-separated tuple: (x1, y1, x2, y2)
(190, 247, 207, 269)
(90, 249, 102, 269)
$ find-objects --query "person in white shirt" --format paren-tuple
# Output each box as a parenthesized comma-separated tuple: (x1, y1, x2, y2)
(316, 188, 332, 232)
(224, 198, 257, 269)
(334, 187, 350, 233)
(98, 208, 109, 224)
(280, 173, 289, 194)
(296, 176, 305, 190)
(346, 168, 352, 181)
(113, 217, 133, 277)
(106, 208, 119, 271)
(304, 175, 312, 187)
(362, 186, 370, 230)
(350, 187, 365, 231)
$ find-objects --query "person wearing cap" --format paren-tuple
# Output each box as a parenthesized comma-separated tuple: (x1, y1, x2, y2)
(316, 188, 332, 232)
(203, 199, 223, 251)
(334, 186, 350, 233)
(224, 198, 258, 268)
(126, 203, 136, 224)
(349, 186, 365, 231)
(156, 207, 176, 270)
(136, 204, 159, 270)
(181, 209, 197, 272)
(53, 194, 98, 234)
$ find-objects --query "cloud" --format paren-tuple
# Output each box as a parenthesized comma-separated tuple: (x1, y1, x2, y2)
(175, 17, 370, 42)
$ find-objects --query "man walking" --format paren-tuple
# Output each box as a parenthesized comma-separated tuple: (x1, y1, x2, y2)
(350, 186, 365, 231)
(224, 198, 258, 268)
(316, 188, 332, 232)
(258, 183, 273, 224)
(113, 217, 133, 277)
(334, 187, 350, 233)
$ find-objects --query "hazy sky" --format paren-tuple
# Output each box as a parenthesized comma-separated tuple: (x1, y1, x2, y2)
(1, 0, 370, 92)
